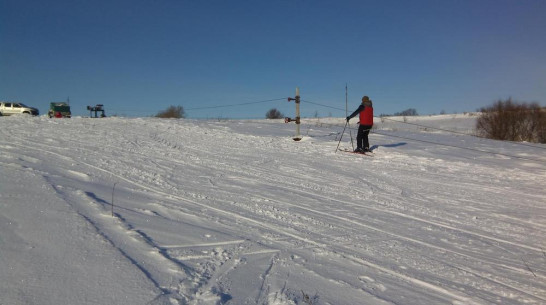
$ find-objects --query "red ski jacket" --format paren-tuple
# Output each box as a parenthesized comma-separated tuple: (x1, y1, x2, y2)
(359, 105, 373, 126)
(348, 103, 374, 126)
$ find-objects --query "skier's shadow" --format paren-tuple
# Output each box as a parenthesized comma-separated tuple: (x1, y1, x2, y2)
(370, 142, 406, 151)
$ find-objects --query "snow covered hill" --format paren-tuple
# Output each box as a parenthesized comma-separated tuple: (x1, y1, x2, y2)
(1, 114, 545, 305)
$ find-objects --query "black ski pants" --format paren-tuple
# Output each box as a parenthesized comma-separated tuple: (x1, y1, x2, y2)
(357, 124, 372, 150)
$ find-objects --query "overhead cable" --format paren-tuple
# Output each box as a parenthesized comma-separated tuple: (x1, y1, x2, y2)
(379, 116, 546, 150)
(373, 131, 545, 163)
(301, 98, 546, 150)
(186, 98, 286, 111)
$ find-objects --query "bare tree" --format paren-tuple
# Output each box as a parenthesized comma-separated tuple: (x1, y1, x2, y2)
(476, 98, 546, 143)
(394, 108, 418, 116)
(265, 108, 284, 119)
(156, 105, 186, 119)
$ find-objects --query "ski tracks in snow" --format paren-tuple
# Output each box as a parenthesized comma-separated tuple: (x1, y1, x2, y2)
(2, 117, 546, 304)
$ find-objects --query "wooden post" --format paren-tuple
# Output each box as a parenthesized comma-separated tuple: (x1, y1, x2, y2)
(285, 87, 302, 141)
(294, 87, 301, 141)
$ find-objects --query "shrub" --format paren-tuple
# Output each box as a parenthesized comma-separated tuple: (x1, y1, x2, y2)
(156, 105, 185, 119)
(476, 98, 546, 143)
(394, 108, 418, 116)
(266, 108, 284, 119)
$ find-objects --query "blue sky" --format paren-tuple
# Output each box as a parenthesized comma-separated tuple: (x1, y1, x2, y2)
(2, 0, 545, 118)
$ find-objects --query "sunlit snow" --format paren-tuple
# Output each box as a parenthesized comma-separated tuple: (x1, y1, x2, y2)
(1, 114, 545, 305)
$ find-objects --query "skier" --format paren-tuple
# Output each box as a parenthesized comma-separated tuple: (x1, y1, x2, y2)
(346, 95, 374, 153)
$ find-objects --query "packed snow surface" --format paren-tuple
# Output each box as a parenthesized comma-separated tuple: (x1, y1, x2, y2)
(1, 114, 545, 305)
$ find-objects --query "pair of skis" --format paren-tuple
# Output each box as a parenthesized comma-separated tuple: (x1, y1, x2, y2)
(335, 121, 373, 156)
(338, 148, 373, 156)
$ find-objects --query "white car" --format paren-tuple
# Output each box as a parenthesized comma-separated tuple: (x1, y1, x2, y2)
(0, 102, 39, 116)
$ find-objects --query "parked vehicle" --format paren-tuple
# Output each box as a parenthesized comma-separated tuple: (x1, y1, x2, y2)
(48, 102, 71, 118)
(0, 102, 39, 116)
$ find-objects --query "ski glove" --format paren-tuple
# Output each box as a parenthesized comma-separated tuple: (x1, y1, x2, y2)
(346, 116, 350, 122)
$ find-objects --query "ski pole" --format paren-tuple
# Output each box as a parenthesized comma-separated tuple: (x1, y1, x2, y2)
(335, 121, 348, 153)
(348, 123, 355, 151)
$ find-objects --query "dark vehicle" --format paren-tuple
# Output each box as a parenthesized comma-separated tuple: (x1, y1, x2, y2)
(48, 102, 71, 118)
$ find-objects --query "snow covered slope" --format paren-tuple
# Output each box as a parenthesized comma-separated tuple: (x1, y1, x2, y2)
(1, 115, 545, 305)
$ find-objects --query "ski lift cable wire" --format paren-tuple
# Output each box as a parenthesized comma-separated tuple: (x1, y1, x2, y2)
(189, 96, 545, 160)
(372, 130, 545, 163)
(185, 98, 286, 111)
(292, 119, 545, 163)
(241, 115, 542, 162)
(147, 94, 544, 152)
(302, 119, 545, 162)
(107, 98, 285, 115)
(301, 99, 546, 150)
(295, 119, 545, 163)
(301, 99, 347, 111)
(378, 116, 546, 150)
